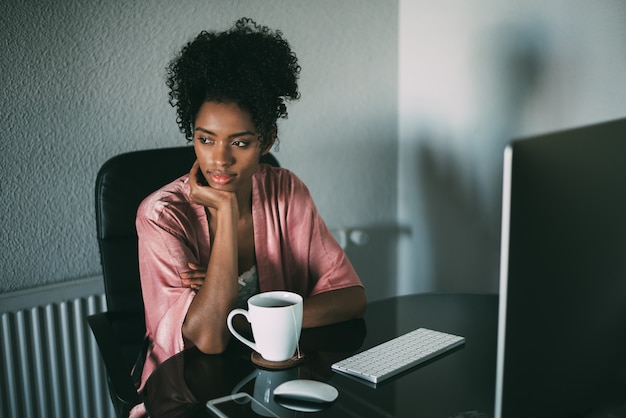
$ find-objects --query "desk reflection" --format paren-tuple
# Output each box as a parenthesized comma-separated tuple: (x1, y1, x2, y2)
(144, 294, 499, 418)
(144, 319, 367, 418)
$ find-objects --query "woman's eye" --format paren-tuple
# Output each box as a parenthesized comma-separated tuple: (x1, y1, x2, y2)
(233, 140, 250, 148)
(198, 137, 214, 144)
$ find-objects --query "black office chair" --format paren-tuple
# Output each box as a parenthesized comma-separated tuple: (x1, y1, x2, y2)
(87, 145, 279, 418)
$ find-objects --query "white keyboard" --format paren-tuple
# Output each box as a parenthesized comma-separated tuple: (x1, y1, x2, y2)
(331, 328, 465, 384)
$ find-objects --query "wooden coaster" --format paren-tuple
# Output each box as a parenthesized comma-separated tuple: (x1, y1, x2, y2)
(251, 352, 305, 369)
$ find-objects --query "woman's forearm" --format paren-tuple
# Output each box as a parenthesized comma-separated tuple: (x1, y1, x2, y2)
(182, 205, 239, 353)
(302, 286, 366, 329)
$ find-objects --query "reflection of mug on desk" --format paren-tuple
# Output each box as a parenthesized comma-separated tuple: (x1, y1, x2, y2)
(232, 368, 298, 417)
(227, 291, 303, 362)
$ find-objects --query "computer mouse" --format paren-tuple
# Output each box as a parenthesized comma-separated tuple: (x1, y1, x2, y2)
(273, 379, 338, 403)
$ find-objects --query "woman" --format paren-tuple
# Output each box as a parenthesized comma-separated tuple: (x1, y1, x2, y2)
(135, 17, 366, 400)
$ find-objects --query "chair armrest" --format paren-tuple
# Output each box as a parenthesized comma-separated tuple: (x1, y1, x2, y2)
(87, 312, 140, 414)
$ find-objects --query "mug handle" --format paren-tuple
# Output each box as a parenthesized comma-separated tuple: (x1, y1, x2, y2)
(227, 308, 258, 352)
(231, 369, 258, 395)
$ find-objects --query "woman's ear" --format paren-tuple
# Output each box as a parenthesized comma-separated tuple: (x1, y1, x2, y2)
(261, 126, 277, 155)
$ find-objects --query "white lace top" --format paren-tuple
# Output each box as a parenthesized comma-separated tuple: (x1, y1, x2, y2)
(237, 265, 259, 308)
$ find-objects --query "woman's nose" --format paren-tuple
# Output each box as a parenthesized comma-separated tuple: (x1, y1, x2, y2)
(213, 144, 234, 166)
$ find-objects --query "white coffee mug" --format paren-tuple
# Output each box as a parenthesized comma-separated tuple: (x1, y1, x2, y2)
(227, 291, 303, 362)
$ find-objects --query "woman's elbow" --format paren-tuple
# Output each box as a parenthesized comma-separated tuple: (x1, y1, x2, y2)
(195, 339, 228, 355)
(335, 286, 367, 320)
(182, 323, 229, 354)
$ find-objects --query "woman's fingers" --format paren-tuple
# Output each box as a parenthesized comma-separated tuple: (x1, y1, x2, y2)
(181, 262, 207, 290)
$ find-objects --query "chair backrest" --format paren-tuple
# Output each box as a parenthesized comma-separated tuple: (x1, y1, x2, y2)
(95, 146, 279, 364)
(96, 146, 195, 313)
(96, 146, 197, 372)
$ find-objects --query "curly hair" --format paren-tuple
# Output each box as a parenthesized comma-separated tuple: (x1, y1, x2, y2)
(166, 18, 301, 146)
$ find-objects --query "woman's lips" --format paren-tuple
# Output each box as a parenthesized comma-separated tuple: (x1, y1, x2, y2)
(209, 172, 235, 185)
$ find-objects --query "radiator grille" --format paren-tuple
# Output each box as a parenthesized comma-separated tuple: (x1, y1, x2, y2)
(0, 294, 116, 418)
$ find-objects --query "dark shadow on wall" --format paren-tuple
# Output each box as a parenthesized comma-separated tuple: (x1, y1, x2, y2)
(417, 142, 500, 292)
(416, 21, 549, 293)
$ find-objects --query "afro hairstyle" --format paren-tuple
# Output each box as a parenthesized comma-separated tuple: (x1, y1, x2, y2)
(166, 17, 301, 146)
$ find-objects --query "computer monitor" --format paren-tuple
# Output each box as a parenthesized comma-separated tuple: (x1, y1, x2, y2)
(495, 118, 626, 418)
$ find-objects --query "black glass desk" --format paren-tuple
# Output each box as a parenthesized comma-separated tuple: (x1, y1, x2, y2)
(144, 293, 499, 417)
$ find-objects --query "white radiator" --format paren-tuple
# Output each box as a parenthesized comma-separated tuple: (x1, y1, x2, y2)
(0, 294, 116, 418)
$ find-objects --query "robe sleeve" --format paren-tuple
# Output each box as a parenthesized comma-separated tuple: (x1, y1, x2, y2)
(254, 166, 363, 296)
(135, 178, 208, 386)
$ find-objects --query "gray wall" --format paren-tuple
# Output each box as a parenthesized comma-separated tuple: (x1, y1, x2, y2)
(398, 0, 626, 294)
(0, 1, 399, 298)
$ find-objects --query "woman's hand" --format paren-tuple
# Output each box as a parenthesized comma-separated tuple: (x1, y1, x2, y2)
(180, 262, 207, 291)
(188, 161, 237, 210)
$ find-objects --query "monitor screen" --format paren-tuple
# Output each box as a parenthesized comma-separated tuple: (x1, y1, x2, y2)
(495, 118, 626, 418)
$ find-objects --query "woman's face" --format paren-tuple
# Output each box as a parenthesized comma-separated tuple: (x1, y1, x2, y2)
(193, 101, 269, 194)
